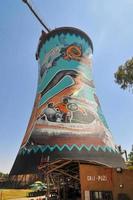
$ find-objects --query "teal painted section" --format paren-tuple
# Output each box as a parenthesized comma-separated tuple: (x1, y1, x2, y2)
(38, 60, 92, 93)
(97, 107, 110, 130)
(19, 144, 117, 155)
(39, 75, 75, 106)
(39, 34, 92, 65)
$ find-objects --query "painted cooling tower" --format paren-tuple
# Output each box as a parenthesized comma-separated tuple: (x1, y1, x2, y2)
(10, 27, 125, 175)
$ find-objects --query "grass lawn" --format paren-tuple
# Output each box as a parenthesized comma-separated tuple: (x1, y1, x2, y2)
(0, 189, 31, 200)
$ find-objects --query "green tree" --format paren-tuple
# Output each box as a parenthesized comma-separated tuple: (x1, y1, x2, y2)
(127, 146, 133, 170)
(114, 57, 133, 90)
(128, 146, 133, 162)
(0, 172, 8, 178)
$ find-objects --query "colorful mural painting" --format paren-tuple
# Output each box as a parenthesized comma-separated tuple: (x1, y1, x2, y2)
(10, 27, 125, 175)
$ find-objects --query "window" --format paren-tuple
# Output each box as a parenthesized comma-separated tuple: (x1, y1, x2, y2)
(90, 191, 113, 200)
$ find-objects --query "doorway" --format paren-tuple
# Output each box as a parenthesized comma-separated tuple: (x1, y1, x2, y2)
(90, 191, 113, 200)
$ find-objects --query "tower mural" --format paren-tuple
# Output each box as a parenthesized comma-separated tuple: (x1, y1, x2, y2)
(10, 27, 125, 175)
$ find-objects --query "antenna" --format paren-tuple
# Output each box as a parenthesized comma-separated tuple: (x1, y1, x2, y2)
(22, 0, 51, 33)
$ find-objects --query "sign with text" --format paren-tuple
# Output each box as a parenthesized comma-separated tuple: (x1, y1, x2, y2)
(87, 175, 108, 182)
(80, 164, 113, 193)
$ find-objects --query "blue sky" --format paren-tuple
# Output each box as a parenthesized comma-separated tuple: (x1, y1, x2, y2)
(0, 0, 133, 173)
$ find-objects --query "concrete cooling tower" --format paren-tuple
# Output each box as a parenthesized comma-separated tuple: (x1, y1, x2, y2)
(10, 27, 125, 175)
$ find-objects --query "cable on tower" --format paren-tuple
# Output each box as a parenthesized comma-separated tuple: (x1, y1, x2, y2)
(22, 0, 51, 32)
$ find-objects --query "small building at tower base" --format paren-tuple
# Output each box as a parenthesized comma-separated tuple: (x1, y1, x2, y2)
(80, 163, 133, 200)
